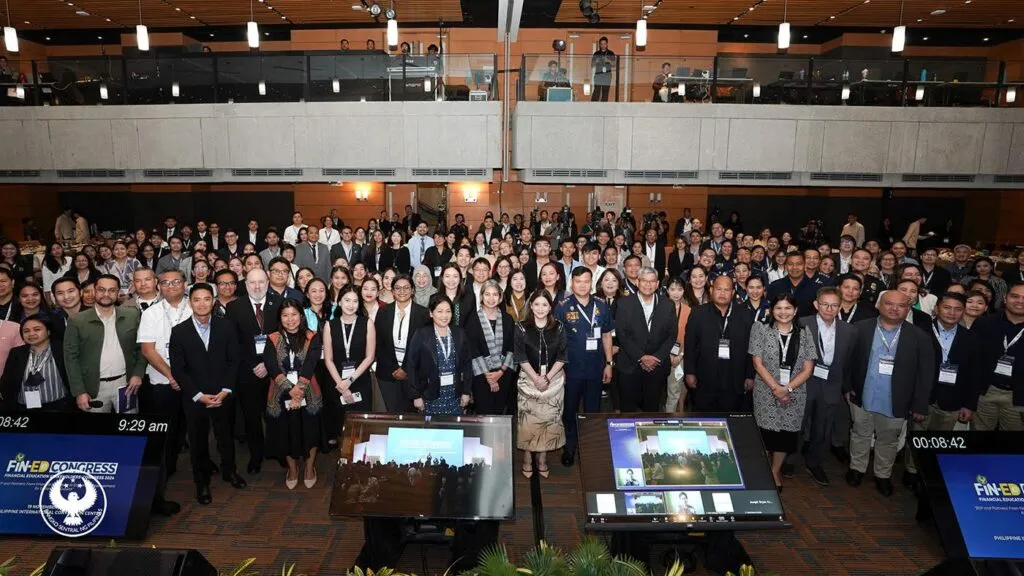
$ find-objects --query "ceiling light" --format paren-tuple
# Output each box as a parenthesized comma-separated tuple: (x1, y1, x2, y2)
(635, 18, 647, 47)
(748, 6, 754, 11)
(930, 9, 946, 15)
(175, 7, 180, 10)
(802, 34, 807, 38)
(209, 33, 214, 37)
(1010, 19, 1016, 23)
(190, 15, 195, 19)
(45, 36, 50, 40)
(106, 18, 111, 21)
(386, 17, 398, 48)
(424, 77, 431, 92)
(367, 2, 381, 17)
(923, 36, 929, 40)
(917, 18, 922, 22)
(677, 82, 685, 97)
(136, 24, 149, 51)
(1007, 87, 1017, 104)
(2, 27, 17, 53)
(332, 78, 340, 93)
(983, 37, 989, 41)
(171, 81, 180, 97)
(579, 0, 594, 17)
(22, 20, 28, 24)
(892, 0, 905, 52)
(247, 20, 259, 48)
(733, 16, 739, 20)
(258, 80, 266, 95)
(384, 7, 395, 19)
(965, 0, 971, 3)
(829, 15, 835, 20)
(744, 34, 748, 38)
(777, 0, 790, 49)
(97, 35, 102, 39)
(280, 15, 285, 19)
(264, 31, 269, 36)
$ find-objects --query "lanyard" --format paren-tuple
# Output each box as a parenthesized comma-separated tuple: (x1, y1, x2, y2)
(923, 269, 934, 287)
(435, 327, 452, 362)
(641, 294, 658, 330)
(932, 321, 956, 364)
(510, 296, 522, 321)
(877, 325, 901, 355)
(575, 297, 596, 330)
(1005, 327, 1024, 354)
(164, 301, 188, 327)
(29, 347, 51, 374)
(719, 303, 733, 337)
(284, 333, 297, 371)
(777, 331, 793, 365)
(395, 306, 408, 344)
(340, 320, 355, 359)
(840, 303, 857, 323)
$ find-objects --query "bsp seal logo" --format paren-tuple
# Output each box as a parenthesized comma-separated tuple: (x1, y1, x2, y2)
(38, 470, 107, 537)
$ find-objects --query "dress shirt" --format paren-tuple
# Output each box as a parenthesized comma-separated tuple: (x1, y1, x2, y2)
(248, 231, 260, 246)
(319, 227, 340, 249)
(138, 298, 192, 384)
(98, 310, 127, 378)
(560, 258, 580, 280)
(639, 294, 656, 327)
(862, 323, 900, 418)
(838, 253, 852, 274)
(393, 302, 412, 355)
(338, 242, 356, 262)
(250, 296, 267, 329)
(816, 315, 836, 365)
(283, 225, 306, 246)
(589, 265, 606, 294)
(645, 243, 659, 265)
(18, 346, 65, 406)
(934, 321, 957, 364)
(193, 316, 211, 350)
(407, 234, 430, 265)
(840, 222, 865, 248)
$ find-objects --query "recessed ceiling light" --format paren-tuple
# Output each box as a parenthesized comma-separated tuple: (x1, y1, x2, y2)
(280, 15, 285, 18)
(923, 36, 929, 40)
(917, 18, 923, 22)
(931, 8, 946, 15)
(97, 35, 102, 39)
(743, 33, 749, 38)
(175, 7, 180, 10)
(748, 6, 754, 11)
(964, 0, 971, 3)
(45, 36, 51, 40)
(23, 20, 29, 24)
(105, 17, 110, 21)
(983, 37, 989, 41)
(190, 15, 195, 19)
(264, 32, 269, 36)
(829, 15, 835, 19)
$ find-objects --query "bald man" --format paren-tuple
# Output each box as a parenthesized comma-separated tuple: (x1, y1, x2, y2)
(844, 290, 934, 497)
(225, 268, 282, 475)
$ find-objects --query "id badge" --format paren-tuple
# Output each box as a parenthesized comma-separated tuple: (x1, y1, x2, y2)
(938, 363, 959, 385)
(779, 367, 792, 387)
(671, 342, 681, 356)
(878, 357, 895, 376)
(440, 370, 455, 387)
(433, 266, 442, 276)
(395, 346, 406, 364)
(24, 388, 42, 410)
(540, 364, 548, 377)
(341, 362, 356, 380)
(996, 355, 1015, 377)
(254, 334, 267, 354)
(813, 362, 830, 380)
(586, 338, 599, 351)
(592, 327, 602, 339)
(286, 371, 299, 385)
(717, 339, 731, 360)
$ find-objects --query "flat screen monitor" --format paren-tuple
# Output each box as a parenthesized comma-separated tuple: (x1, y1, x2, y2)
(578, 413, 787, 531)
(330, 413, 514, 520)
(913, 430, 1024, 562)
(0, 412, 167, 539)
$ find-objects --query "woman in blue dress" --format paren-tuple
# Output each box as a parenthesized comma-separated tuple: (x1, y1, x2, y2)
(405, 294, 473, 415)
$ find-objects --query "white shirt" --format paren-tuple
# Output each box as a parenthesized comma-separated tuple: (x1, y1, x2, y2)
(645, 243, 659, 264)
(392, 302, 412, 357)
(319, 227, 340, 249)
(42, 257, 72, 293)
(473, 283, 483, 308)
(816, 315, 836, 365)
(137, 298, 193, 384)
(283, 224, 307, 246)
(589, 265, 606, 294)
(639, 294, 656, 327)
(98, 309, 127, 378)
(248, 230, 260, 246)
(250, 295, 267, 323)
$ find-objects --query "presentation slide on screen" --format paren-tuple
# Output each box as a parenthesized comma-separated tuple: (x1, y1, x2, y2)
(608, 418, 745, 490)
(939, 453, 1024, 560)
(0, 433, 147, 538)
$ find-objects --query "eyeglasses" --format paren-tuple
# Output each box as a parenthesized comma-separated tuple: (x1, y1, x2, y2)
(159, 279, 184, 287)
(817, 303, 840, 310)
(216, 281, 237, 287)
(270, 268, 290, 274)
(393, 285, 412, 292)
(94, 287, 120, 294)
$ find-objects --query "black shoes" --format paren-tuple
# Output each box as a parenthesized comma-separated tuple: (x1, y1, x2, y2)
(845, 469, 864, 487)
(151, 498, 181, 516)
(831, 446, 851, 465)
(247, 463, 261, 475)
(807, 465, 830, 486)
(195, 484, 212, 505)
(561, 451, 575, 468)
(224, 473, 248, 489)
(875, 477, 894, 497)
(780, 462, 795, 479)
(902, 471, 920, 491)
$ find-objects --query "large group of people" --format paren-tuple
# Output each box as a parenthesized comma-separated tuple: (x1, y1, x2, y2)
(0, 202, 1021, 515)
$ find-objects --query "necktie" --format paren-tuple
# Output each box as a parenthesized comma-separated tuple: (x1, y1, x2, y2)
(140, 302, 151, 311)
(255, 303, 264, 331)
(311, 244, 318, 264)
(419, 236, 426, 263)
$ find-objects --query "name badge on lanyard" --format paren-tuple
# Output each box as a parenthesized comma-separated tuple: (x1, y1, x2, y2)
(440, 371, 455, 386)
(578, 301, 600, 351)
(997, 328, 1024, 377)
(938, 363, 959, 385)
(254, 334, 267, 354)
(341, 362, 356, 380)
(813, 362, 830, 380)
(671, 342, 681, 356)
(434, 266, 442, 277)
(779, 366, 792, 386)
(718, 339, 731, 360)
(878, 357, 895, 376)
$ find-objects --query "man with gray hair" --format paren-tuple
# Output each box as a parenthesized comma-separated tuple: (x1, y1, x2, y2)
(613, 267, 677, 412)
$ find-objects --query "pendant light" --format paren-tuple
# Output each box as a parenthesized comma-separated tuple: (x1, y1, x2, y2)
(258, 80, 266, 95)
(386, 18, 398, 49)
(424, 77, 432, 92)
(3, 0, 18, 53)
(635, 17, 647, 48)
(332, 78, 340, 93)
(1007, 87, 1017, 104)
(752, 83, 761, 98)
(99, 84, 109, 100)
(171, 82, 180, 97)
(915, 85, 924, 101)
(583, 79, 591, 96)
(136, 0, 149, 51)
(247, 0, 260, 49)
(676, 82, 685, 97)
(841, 84, 850, 101)
(777, 0, 790, 49)
(892, 0, 906, 53)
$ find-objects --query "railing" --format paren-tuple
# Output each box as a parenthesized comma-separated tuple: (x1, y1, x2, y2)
(0, 52, 498, 106)
(521, 54, 1023, 107)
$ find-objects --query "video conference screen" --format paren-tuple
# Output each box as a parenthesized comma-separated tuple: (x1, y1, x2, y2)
(579, 414, 787, 531)
(329, 414, 515, 520)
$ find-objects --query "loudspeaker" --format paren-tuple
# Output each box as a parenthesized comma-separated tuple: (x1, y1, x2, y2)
(42, 547, 216, 576)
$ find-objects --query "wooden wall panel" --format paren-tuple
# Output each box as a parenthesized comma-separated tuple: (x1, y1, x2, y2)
(996, 190, 1024, 246)
(295, 182, 385, 230)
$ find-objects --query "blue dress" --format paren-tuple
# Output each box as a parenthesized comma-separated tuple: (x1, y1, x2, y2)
(423, 331, 462, 416)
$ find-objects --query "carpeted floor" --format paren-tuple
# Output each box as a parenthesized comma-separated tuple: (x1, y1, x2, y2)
(0, 441, 946, 576)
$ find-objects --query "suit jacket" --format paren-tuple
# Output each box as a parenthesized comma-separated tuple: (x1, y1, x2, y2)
(848, 318, 935, 417)
(295, 241, 331, 281)
(330, 242, 363, 267)
(169, 316, 240, 408)
(683, 303, 756, 394)
(422, 246, 453, 283)
(259, 246, 283, 269)
(404, 325, 473, 402)
(63, 307, 147, 399)
(244, 230, 266, 253)
(217, 244, 242, 262)
(0, 343, 71, 410)
(667, 249, 695, 280)
(225, 294, 282, 383)
(614, 293, 677, 374)
(927, 322, 980, 412)
(642, 243, 667, 279)
(376, 302, 431, 378)
(800, 315, 858, 404)
(921, 265, 953, 297)
(379, 246, 412, 276)
(522, 257, 565, 295)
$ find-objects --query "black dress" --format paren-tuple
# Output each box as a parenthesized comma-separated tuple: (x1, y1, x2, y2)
(464, 309, 516, 415)
(263, 331, 326, 460)
(327, 316, 373, 424)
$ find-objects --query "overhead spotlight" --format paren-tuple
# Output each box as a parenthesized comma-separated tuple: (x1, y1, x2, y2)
(367, 2, 381, 17)
(635, 17, 647, 48)
(552, 39, 566, 52)
(587, 12, 600, 24)
(384, 7, 395, 19)
(579, 0, 594, 17)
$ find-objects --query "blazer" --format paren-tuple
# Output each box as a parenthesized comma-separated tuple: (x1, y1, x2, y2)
(927, 322, 981, 412)
(641, 243, 667, 279)
(848, 318, 936, 418)
(403, 325, 474, 402)
(613, 293, 677, 375)
(667, 249, 695, 281)
(330, 242, 364, 267)
(683, 302, 756, 394)
(379, 246, 412, 276)
(376, 302, 431, 378)
(422, 246, 453, 283)
(800, 315, 858, 404)
(259, 246, 283, 269)
(225, 294, 282, 383)
(295, 242, 331, 281)
(169, 316, 240, 408)
(216, 244, 242, 262)
(0, 343, 71, 410)
(63, 307, 147, 400)
(463, 307, 516, 375)
(522, 257, 565, 295)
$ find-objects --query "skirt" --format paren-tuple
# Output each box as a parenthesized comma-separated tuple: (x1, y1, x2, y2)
(760, 428, 799, 454)
(424, 383, 462, 416)
(266, 397, 325, 460)
(516, 371, 566, 452)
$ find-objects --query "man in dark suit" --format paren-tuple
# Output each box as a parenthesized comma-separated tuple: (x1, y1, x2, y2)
(523, 237, 563, 295)
(784, 287, 858, 486)
(329, 226, 363, 266)
(162, 216, 178, 243)
(170, 283, 247, 505)
(225, 269, 281, 474)
(295, 225, 331, 281)
(613, 266, 677, 412)
(667, 235, 694, 280)
(640, 227, 667, 280)
(684, 276, 756, 412)
(216, 229, 243, 261)
(845, 290, 935, 497)
(836, 274, 878, 325)
(376, 278, 430, 412)
(768, 252, 818, 317)
(243, 219, 266, 253)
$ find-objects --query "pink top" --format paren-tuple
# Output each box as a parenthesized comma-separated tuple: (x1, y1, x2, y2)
(0, 319, 24, 377)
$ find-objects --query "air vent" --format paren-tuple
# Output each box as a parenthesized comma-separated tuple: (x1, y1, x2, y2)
(57, 169, 126, 178)
(901, 173, 975, 183)
(994, 174, 1024, 184)
(531, 169, 608, 178)
(0, 170, 41, 178)
(322, 168, 397, 177)
(809, 172, 883, 183)
(624, 170, 699, 180)
(232, 168, 303, 177)
(411, 168, 487, 177)
(144, 169, 214, 178)
(718, 171, 792, 181)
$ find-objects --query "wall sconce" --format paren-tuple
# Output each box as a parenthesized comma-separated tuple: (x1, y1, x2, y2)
(914, 85, 924, 101)
(355, 188, 370, 202)
(535, 191, 548, 204)
(841, 83, 850, 101)
(583, 80, 591, 96)
(752, 83, 761, 98)
(648, 192, 663, 204)
(464, 186, 480, 203)
(1007, 86, 1017, 104)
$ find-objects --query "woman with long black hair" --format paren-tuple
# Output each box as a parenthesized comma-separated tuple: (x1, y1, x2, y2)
(323, 286, 375, 440)
(405, 294, 473, 415)
(42, 243, 72, 306)
(464, 280, 516, 415)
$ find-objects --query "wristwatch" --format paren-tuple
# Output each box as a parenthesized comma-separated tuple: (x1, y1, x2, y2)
(606, 360, 615, 367)
(785, 385, 794, 394)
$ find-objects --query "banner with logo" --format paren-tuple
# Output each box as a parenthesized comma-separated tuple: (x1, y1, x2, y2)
(0, 433, 148, 538)
(939, 453, 1024, 560)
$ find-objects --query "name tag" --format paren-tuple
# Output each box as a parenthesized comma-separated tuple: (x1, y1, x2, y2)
(164, 342, 170, 355)
(592, 327, 601, 338)
(779, 367, 792, 387)
(995, 355, 1014, 377)
(395, 347, 406, 364)
(540, 365, 548, 377)
(878, 357, 895, 376)
(718, 339, 731, 360)
(440, 371, 455, 387)
(286, 371, 299, 385)
(674, 363, 685, 380)
(24, 389, 42, 410)
(434, 266, 442, 276)
(671, 342, 681, 356)
(341, 362, 356, 380)
(938, 363, 959, 385)
(813, 363, 830, 380)
(254, 335, 267, 354)
(586, 338, 599, 351)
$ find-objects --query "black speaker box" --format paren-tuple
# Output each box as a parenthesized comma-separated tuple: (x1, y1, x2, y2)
(41, 547, 216, 576)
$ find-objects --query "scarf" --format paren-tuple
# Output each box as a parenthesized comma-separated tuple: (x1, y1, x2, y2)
(472, 306, 512, 376)
(265, 331, 323, 418)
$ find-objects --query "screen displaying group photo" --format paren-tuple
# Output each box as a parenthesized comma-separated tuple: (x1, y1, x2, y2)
(608, 418, 745, 490)
(330, 414, 514, 520)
